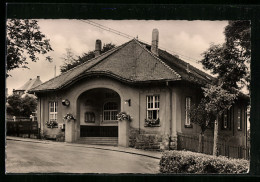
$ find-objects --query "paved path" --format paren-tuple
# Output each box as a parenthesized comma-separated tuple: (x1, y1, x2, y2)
(6, 137, 161, 174)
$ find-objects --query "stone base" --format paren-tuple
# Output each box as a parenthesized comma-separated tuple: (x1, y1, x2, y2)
(129, 127, 177, 151)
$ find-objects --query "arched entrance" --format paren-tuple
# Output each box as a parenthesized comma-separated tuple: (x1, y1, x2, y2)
(77, 88, 121, 138)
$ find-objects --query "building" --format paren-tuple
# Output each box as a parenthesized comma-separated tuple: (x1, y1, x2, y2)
(13, 76, 42, 96)
(29, 29, 249, 151)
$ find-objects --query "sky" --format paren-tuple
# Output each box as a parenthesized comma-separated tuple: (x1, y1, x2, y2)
(6, 20, 228, 95)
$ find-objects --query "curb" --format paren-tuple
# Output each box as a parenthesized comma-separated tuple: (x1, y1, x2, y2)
(6, 137, 162, 160)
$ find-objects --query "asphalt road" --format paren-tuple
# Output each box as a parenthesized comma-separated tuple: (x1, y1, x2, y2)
(5, 140, 160, 174)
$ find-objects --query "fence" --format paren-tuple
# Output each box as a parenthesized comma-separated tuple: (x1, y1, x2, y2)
(177, 133, 250, 160)
(6, 117, 39, 139)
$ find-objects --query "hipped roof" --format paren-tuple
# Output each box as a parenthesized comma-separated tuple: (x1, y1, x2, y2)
(30, 39, 214, 93)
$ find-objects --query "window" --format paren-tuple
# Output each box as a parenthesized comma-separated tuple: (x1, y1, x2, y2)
(85, 112, 95, 123)
(49, 101, 58, 122)
(238, 107, 242, 130)
(146, 95, 160, 120)
(185, 97, 191, 126)
(103, 102, 118, 121)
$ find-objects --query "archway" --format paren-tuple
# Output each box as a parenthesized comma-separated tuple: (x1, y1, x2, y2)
(77, 88, 121, 138)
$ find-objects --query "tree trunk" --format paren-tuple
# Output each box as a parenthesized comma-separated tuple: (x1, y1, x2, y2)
(213, 115, 219, 156)
(198, 132, 204, 153)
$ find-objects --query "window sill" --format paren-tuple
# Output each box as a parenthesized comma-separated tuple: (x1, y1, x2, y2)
(184, 124, 193, 128)
(144, 124, 161, 127)
(85, 121, 95, 123)
(102, 120, 117, 123)
(46, 126, 58, 128)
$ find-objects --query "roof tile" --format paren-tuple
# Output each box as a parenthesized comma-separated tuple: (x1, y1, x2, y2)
(30, 39, 214, 93)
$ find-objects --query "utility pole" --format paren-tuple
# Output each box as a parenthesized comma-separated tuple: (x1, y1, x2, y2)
(54, 65, 56, 77)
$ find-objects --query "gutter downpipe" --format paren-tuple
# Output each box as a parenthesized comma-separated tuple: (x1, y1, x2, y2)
(39, 96, 41, 139)
(139, 90, 141, 134)
(166, 81, 172, 150)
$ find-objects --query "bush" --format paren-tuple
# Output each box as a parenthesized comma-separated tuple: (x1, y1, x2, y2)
(159, 150, 249, 174)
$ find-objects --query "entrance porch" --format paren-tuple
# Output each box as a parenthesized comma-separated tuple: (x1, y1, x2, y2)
(76, 88, 120, 145)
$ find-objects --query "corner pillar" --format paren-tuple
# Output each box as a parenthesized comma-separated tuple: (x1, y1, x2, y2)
(118, 120, 129, 147)
(65, 119, 76, 142)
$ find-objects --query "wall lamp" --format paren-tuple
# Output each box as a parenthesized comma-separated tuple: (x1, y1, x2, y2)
(124, 99, 131, 106)
(62, 99, 70, 106)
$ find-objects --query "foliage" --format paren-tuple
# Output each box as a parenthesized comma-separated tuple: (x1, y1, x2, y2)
(159, 150, 249, 174)
(194, 21, 250, 155)
(200, 20, 250, 90)
(116, 112, 131, 121)
(63, 113, 75, 120)
(6, 19, 53, 77)
(45, 120, 58, 128)
(59, 48, 77, 73)
(202, 84, 238, 116)
(144, 118, 160, 126)
(6, 94, 37, 117)
(60, 43, 116, 73)
(225, 21, 251, 61)
(190, 84, 237, 135)
(189, 99, 214, 134)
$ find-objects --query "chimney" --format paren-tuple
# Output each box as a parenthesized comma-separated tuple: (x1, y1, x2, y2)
(94, 39, 102, 57)
(151, 29, 159, 55)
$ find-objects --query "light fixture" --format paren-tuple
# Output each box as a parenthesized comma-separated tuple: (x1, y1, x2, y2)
(124, 99, 131, 106)
(62, 99, 70, 106)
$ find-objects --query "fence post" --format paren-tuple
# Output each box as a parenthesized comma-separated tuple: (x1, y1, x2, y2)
(227, 145, 229, 158)
(16, 121, 19, 137)
(28, 118, 32, 138)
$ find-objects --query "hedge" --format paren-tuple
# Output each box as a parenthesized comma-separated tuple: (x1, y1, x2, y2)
(160, 150, 249, 174)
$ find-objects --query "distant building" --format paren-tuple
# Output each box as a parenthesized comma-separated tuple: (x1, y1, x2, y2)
(13, 76, 42, 96)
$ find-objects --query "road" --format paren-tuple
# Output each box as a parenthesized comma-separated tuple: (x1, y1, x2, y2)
(5, 140, 160, 174)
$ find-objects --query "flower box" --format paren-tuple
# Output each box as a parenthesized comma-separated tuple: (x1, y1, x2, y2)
(63, 113, 75, 121)
(144, 118, 160, 127)
(117, 112, 131, 121)
(46, 120, 58, 128)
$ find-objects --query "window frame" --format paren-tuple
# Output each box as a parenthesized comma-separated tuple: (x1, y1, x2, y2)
(48, 101, 58, 122)
(185, 97, 192, 127)
(146, 95, 160, 120)
(103, 101, 118, 122)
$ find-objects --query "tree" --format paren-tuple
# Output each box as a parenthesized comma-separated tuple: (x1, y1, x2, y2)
(201, 20, 250, 91)
(194, 20, 250, 156)
(60, 43, 116, 73)
(60, 48, 77, 73)
(202, 84, 237, 156)
(189, 98, 215, 152)
(6, 19, 53, 77)
(6, 94, 37, 117)
(6, 94, 23, 116)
